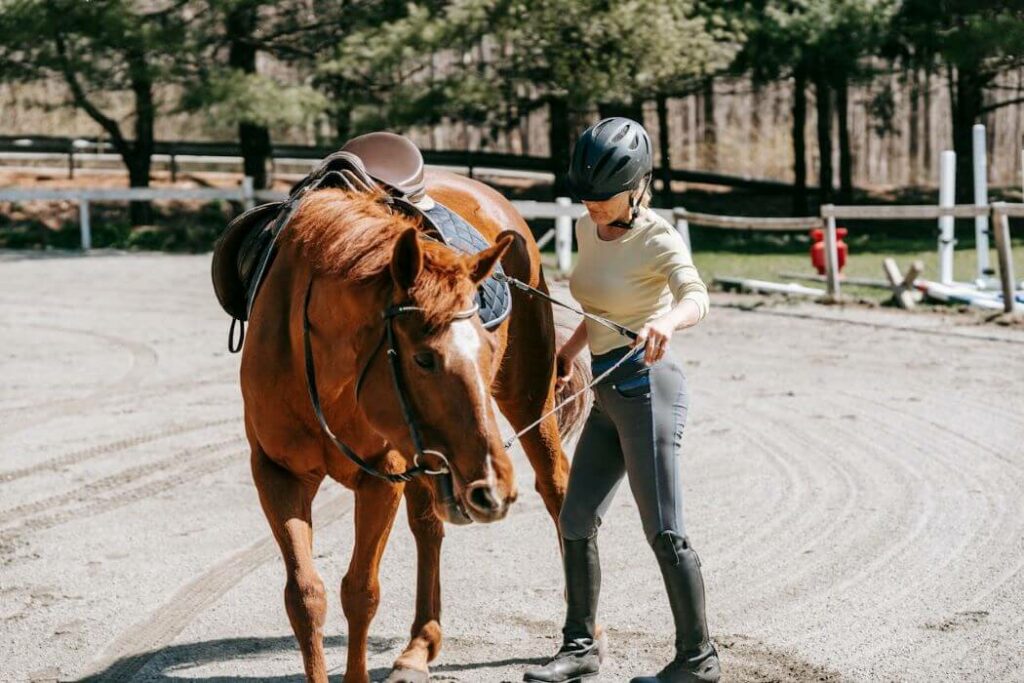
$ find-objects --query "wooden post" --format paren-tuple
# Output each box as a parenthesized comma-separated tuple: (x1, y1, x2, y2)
(555, 196, 573, 276)
(241, 176, 255, 211)
(882, 257, 923, 309)
(79, 199, 91, 251)
(992, 204, 1018, 314)
(821, 206, 841, 301)
(674, 209, 692, 251)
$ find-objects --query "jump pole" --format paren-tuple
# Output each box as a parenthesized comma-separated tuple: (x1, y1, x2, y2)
(938, 150, 956, 285)
(972, 124, 993, 286)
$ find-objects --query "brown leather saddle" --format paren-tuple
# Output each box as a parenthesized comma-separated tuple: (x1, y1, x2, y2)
(211, 131, 510, 352)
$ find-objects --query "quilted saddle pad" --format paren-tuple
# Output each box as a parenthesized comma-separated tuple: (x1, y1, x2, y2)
(421, 202, 511, 330)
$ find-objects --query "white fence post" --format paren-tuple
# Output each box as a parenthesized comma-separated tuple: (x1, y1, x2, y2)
(79, 199, 91, 251)
(674, 208, 691, 251)
(555, 196, 573, 275)
(938, 150, 956, 285)
(822, 208, 841, 301)
(242, 176, 255, 210)
(972, 124, 992, 284)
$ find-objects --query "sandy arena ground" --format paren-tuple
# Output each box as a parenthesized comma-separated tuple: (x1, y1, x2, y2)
(1, 251, 1023, 682)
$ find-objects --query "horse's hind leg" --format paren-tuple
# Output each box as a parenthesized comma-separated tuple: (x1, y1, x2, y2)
(342, 469, 404, 683)
(251, 446, 328, 683)
(389, 479, 444, 682)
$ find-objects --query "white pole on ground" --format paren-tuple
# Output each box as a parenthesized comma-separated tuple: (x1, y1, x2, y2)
(555, 196, 573, 275)
(938, 150, 956, 285)
(79, 199, 91, 251)
(972, 124, 992, 285)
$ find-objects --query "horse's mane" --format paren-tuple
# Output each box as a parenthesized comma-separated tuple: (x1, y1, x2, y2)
(289, 187, 477, 329)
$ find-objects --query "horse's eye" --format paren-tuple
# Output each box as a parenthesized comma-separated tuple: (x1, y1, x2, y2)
(413, 352, 436, 371)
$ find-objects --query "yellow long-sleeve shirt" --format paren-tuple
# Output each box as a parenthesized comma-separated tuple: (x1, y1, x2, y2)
(568, 207, 710, 355)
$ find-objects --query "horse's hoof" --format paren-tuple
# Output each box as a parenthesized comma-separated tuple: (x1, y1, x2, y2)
(595, 628, 609, 664)
(382, 667, 430, 683)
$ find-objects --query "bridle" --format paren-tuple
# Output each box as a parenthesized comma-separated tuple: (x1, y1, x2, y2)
(302, 277, 479, 484)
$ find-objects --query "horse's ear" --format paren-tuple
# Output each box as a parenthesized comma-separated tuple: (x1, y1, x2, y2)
(391, 227, 423, 291)
(468, 231, 516, 284)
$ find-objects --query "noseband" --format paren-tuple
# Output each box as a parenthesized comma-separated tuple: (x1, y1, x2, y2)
(302, 278, 479, 484)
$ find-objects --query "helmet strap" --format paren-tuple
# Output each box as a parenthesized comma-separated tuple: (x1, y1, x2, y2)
(609, 174, 651, 230)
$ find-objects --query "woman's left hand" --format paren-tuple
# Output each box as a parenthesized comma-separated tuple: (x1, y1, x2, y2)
(633, 314, 675, 365)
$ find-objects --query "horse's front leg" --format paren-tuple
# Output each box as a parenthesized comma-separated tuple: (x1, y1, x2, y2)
(251, 446, 328, 682)
(387, 479, 444, 683)
(342, 469, 405, 683)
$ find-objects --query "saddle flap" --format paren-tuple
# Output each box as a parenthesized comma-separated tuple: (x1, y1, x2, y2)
(211, 201, 283, 321)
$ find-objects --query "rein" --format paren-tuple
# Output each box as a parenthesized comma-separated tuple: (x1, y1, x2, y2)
(295, 184, 642, 483)
(302, 277, 478, 484)
(304, 270, 644, 482)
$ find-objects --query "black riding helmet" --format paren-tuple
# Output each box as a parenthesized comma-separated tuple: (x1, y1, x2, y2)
(567, 117, 653, 222)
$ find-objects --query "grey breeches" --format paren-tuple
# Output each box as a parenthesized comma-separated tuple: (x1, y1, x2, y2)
(559, 345, 690, 545)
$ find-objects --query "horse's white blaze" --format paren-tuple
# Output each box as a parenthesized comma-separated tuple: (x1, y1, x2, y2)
(450, 319, 486, 401)
(450, 319, 494, 478)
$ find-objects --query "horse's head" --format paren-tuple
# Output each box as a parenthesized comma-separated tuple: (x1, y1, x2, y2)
(292, 189, 519, 523)
(358, 226, 518, 524)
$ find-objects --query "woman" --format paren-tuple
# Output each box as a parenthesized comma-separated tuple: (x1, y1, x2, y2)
(524, 118, 718, 683)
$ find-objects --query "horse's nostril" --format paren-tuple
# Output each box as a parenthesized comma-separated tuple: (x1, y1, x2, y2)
(467, 482, 501, 513)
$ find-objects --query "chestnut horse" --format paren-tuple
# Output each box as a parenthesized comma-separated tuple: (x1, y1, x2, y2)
(239, 169, 587, 682)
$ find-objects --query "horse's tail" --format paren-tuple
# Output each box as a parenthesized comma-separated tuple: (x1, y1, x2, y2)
(553, 321, 592, 444)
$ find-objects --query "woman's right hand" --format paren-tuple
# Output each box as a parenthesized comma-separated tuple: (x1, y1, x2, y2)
(555, 349, 575, 391)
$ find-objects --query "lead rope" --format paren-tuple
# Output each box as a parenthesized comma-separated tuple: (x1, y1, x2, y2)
(500, 341, 644, 450)
(492, 270, 645, 450)
(492, 271, 638, 341)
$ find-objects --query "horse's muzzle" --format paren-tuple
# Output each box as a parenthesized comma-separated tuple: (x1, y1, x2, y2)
(462, 479, 512, 523)
(434, 471, 473, 525)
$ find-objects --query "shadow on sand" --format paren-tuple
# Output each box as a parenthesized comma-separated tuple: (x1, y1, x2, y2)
(74, 633, 547, 682)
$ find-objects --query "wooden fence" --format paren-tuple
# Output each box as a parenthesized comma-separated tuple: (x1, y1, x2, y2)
(1, 180, 1019, 313)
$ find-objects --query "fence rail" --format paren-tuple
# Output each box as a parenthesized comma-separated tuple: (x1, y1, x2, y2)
(0, 135, 813, 193)
(1, 180, 1019, 312)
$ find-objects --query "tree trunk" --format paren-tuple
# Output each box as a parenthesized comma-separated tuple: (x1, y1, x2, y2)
(923, 68, 932, 176)
(792, 64, 809, 215)
(951, 63, 986, 203)
(598, 99, 643, 122)
(549, 96, 572, 196)
(334, 100, 352, 144)
(701, 77, 716, 169)
(228, 4, 271, 189)
(126, 43, 154, 225)
(909, 67, 920, 185)
(656, 93, 672, 205)
(814, 74, 833, 204)
(836, 72, 853, 202)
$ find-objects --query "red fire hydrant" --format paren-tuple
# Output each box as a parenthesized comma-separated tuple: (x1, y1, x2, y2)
(810, 227, 848, 275)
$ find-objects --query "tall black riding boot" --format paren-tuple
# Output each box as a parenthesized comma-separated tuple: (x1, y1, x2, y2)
(630, 532, 720, 683)
(524, 534, 604, 682)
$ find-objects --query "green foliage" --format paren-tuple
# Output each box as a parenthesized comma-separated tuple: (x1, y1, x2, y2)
(183, 70, 327, 129)
(736, 0, 898, 83)
(891, 0, 1024, 73)
(491, 0, 739, 105)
